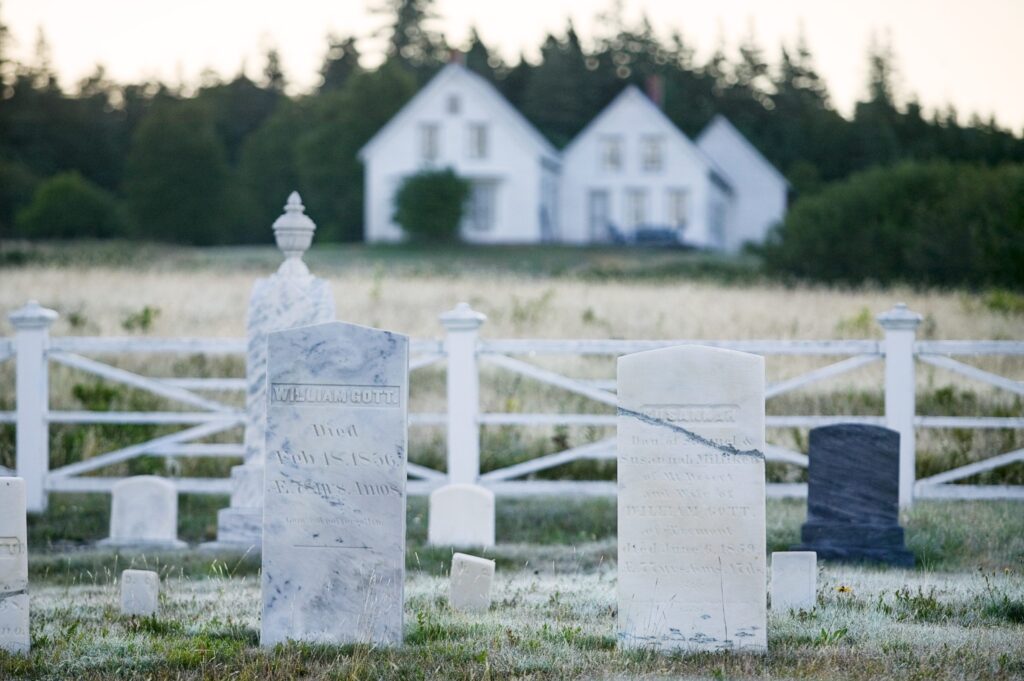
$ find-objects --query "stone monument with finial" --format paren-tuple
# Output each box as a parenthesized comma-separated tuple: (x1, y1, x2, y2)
(204, 192, 336, 552)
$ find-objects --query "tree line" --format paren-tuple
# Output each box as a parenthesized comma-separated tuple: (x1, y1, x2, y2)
(1, 0, 1022, 255)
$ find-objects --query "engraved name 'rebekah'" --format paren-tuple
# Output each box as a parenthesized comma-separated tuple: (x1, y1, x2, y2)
(271, 383, 401, 407)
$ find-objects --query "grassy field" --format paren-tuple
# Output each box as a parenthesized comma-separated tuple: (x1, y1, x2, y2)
(4, 496, 1023, 680)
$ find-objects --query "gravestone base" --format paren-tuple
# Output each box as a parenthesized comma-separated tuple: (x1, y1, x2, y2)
(98, 537, 188, 551)
(796, 526, 913, 567)
(429, 484, 495, 547)
(199, 508, 262, 553)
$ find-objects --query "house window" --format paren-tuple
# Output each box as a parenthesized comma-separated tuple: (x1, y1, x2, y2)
(447, 95, 461, 115)
(666, 188, 688, 232)
(465, 180, 498, 232)
(641, 136, 663, 172)
(419, 123, 439, 163)
(625, 188, 647, 229)
(467, 123, 488, 159)
(600, 136, 623, 172)
(587, 190, 611, 241)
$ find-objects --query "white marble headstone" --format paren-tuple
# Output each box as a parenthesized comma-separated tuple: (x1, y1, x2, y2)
(449, 553, 495, 613)
(261, 321, 408, 647)
(0, 477, 29, 655)
(617, 345, 767, 653)
(770, 551, 817, 612)
(101, 476, 185, 549)
(120, 569, 160, 616)
(429, 484, 495, 547)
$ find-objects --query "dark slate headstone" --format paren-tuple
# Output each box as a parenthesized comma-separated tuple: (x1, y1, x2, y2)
(795, 424, 914, 567)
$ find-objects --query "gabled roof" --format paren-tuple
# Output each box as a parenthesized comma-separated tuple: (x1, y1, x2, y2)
(358, 63, 558, 163)
(563, 85, 734, 191)
(696, 114, 789, 187)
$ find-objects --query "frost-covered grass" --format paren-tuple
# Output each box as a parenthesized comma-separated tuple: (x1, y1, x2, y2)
(3, 561, 1023, 680)
(6, 497, 1023, 678)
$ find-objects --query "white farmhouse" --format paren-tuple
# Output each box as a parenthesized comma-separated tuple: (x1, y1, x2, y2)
(559, 85, 736, 249)
(359, 63, 561, 243)
(696, 115, 789, 252)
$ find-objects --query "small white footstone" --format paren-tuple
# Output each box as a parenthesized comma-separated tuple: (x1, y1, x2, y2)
(770, 552, 817, 611)
(429, 484, 495, 547)
(617, 345, 768, 653)
(0, 477, 29, 655)
(449, 553, 495, 613)
(120, 570, 160, 616)
(101, 476, 186, 549)
(261, 321, 408, 647)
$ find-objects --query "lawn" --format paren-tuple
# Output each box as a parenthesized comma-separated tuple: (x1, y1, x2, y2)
(4, 496, 1024, 680)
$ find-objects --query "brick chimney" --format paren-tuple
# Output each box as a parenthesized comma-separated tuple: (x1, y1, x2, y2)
(645, 74, 664, 109)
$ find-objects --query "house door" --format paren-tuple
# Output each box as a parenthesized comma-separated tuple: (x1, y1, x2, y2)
(587, 190, 610, 242)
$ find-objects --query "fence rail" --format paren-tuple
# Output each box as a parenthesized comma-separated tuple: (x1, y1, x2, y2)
(3, 300, 1022, 512)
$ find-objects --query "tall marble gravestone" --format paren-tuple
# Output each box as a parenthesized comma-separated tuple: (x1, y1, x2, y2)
(617, 345, 767, 653)
(261, 321, 408, 647)
(796, 424, 914, 567)
(0, 478, 29, 655)
(209, 192, 335, 552)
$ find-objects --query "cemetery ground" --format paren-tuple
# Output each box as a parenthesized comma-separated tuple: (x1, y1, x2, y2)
(1, 495, 1021, 679)
(1, 240, 1023, 678)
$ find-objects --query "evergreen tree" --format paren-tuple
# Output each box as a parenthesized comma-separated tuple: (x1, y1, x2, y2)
(262, 47, 286, 93)
(521, 23, 594, 147)
(464, 27, 498, 82)
(123, 102, 231, 244)
(374, 0, 446, 80)
(318, 34, 361, 93)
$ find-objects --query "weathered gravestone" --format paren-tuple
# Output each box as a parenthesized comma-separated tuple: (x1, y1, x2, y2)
(0, 478, 29, 655)
(617, 345, 767, 653)
(208, 192, 335, 552)
(449, 553, 495, 613)
(120, 569, 160, 616)
(100, 476, 186, 549)
(770, 551, 817, 611)
(261, 322, 408, 647)
(796, 424, 913, 567)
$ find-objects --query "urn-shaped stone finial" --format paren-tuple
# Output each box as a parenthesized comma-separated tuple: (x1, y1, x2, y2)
(273, 191, 315, 276)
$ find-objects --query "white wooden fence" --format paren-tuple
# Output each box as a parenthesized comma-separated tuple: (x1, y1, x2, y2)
(2, 300, 1022, 513)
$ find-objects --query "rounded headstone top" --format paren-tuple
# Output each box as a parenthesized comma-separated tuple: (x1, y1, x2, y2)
(439, 302, 486, 331)
(876, 303, 922, 330)
(273, 191, 316, 276)
(8, 300, 58, 330)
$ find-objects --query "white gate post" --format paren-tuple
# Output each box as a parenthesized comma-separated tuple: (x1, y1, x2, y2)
(9, 301, 58, 513)
(439, 302, 486, 484)
(877, 303, 922, 509)
(429, 302, 494, 547)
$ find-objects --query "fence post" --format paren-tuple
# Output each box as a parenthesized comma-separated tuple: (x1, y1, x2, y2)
(429, 302, 494, 547)
(877, 303, 922, 509)
(9, 301, 58, 513)
(439, 302, 486, 484)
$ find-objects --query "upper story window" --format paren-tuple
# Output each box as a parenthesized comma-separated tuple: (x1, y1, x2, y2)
(641, 136, 664, 172)
(447, 94, 461, 115)
(600, 136, 623, 172)
(467, 123, 488, 159)
(419, 123, 439, 163)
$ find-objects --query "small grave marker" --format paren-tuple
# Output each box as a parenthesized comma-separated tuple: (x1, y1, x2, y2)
(770, 552, 816, 611)
(120, 570, 160, 616)
(101, 476, 186, 549)
(449, 553, 495, 613)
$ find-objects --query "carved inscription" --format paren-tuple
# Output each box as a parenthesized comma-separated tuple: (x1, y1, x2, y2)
(271, 383, 401, 407)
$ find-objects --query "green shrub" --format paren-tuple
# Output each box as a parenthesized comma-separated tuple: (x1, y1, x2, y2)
(763, 161, 1024, 288)
(392, 168, 470, 242)
(15, 171, 127, 239)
